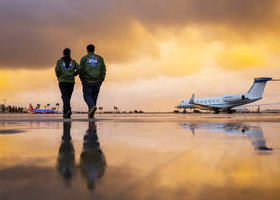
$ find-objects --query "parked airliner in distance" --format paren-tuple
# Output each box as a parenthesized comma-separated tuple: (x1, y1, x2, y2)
(177, 77, 277, 113)
(29, 104, 56, 114)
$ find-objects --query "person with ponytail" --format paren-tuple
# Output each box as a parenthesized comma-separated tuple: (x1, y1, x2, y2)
(55, 48, 79, 119)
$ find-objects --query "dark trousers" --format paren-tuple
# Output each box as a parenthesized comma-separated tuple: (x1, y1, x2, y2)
(82, 81, 102, 109)
(59, 82, 74, 114)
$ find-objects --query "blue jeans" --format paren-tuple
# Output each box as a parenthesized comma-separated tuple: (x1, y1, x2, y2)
(82, 81, 102, 109)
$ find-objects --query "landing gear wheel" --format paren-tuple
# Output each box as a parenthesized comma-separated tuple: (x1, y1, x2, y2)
(226, 109, 235, 114)
(213, 109, 220, 114)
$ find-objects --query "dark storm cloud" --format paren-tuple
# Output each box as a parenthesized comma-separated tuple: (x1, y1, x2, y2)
(0, 0, 278, 69)
(124, 0, 278, 25)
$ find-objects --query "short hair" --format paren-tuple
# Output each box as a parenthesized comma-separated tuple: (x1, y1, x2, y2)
(87, 44, 95, 53)
(63, 48, 71, 56)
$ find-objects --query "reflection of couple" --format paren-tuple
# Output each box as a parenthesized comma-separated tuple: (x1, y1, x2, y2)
(55, 44, 106, 119)
(57, 121, 106, 190)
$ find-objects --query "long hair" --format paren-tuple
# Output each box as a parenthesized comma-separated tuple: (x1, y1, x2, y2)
(62, 48, 72, 68)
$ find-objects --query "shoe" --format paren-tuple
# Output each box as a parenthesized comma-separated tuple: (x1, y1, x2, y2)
(88, 107, 97, 118)
(257, 146, 273, 151)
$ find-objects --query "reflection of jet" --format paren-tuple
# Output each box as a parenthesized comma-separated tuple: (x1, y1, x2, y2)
(180, 122, 273, 151)
(57, 122, 75, 187)
(29, 104, 56, 114)
(181, 122, 247, 135)
(80, 122, 106, 190)
(177, 77, 276, 113)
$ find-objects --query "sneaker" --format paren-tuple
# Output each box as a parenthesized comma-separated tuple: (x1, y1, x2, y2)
(257, 146, 273, 151)
(88, 107, 97, 118)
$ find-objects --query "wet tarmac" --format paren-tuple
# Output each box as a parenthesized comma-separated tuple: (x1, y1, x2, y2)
(0, 113, 280, 200)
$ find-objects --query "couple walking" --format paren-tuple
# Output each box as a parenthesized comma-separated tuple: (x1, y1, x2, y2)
(55, 44, 106, 119)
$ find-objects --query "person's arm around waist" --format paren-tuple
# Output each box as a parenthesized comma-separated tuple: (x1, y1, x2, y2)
(73, 60, 80, 76)
(79, 56, 86, 81)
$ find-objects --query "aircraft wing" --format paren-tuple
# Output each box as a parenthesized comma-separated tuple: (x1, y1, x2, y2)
(189, 93, 220, 110)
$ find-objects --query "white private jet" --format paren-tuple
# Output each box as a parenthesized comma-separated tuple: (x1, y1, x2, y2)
(177, 77, 278, 113)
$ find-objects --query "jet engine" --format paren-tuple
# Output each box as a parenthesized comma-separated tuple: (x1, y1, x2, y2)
(223, 94, 248, 102)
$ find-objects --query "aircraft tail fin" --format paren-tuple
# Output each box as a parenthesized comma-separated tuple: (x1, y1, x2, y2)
(247, 77, 272, 98)
(189, 93, 195, 104)
(190, 127, 195, 136)
(29, 104, 34, 111)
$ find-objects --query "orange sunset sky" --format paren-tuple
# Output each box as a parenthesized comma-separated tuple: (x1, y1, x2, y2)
(1, 0, 280, 111)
